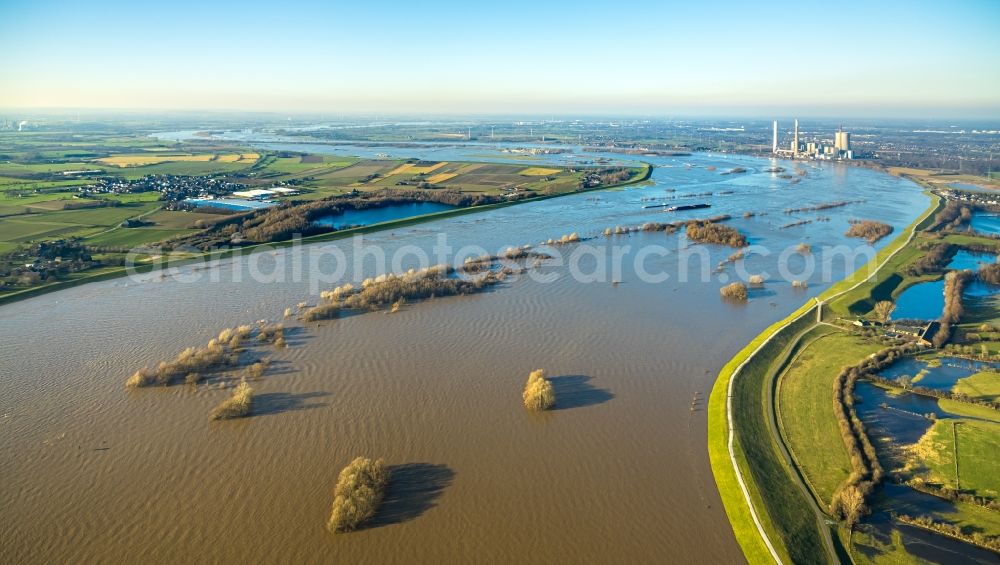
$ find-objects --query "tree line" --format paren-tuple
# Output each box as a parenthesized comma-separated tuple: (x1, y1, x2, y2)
(830, 344, 919, 527)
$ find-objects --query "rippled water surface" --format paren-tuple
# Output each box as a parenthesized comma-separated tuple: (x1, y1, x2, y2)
(0, 145, 928, 563)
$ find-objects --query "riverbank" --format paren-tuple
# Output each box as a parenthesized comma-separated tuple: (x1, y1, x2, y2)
(708, 187, 941, 563)
(0, 163, 652, 306)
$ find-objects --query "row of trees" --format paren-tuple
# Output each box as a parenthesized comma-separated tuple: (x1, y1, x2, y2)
(934, 270, 973, 347)
(601, 214, 735, 238)
(905, 243, 956, 277)
(979, 262, 1000, 285)
(830, 344, 919, 526)
(931, 201, 973, 231)
(907, 477, 1000, 512)
(895, 514, 1000, 553)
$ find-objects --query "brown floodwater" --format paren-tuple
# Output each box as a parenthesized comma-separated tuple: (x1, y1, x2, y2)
(1, 152, 927, 563)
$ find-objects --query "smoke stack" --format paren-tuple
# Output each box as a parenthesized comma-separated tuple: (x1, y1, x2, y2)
(792, 119, 799, 156)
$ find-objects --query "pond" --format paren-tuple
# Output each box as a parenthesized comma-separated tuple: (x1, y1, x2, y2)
(313, 201, 455, 229)
(946, 251, 1000, 297)
(855, 381, 946, 443)
(969, 211, 1000, 236)
(947, 249, 995, 271)
(950, 182, 994, 192)
(965, 279, 1000, 298)
(891, 280, 944, 321)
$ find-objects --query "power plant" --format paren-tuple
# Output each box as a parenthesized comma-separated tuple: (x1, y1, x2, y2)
(773, 119, 853, 160)
(834, 126, 851, 153)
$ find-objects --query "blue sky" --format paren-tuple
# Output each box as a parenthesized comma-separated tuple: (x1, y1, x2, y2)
(1, 0, 998, 117)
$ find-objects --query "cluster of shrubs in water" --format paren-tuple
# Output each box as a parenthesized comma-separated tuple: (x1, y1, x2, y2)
(783, 200, 861, 214)
(302, 251, 553, 322)
(522, 369, 555, 411)
(126, 323, 285, 388)
(544, 232, 580, 245)
(302, 265, 503, 321)
(126, 322, 285, 421)
(600, 215, 734, 239)
(210, 380, 254, 420)
(685, 221, 747, 248)
(327, 457, 389, 533)
(829, 344, 920, 525)
(126, 325, 251, 388)
(720, 282, 748, 301)
(845, 219, 893, 243)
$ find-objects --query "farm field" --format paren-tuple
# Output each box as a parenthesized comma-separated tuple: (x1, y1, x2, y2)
(519, 166, 562, 176)
(85, 227, 196, 248)
(95, 152, 259, 167)
(0, 201, 162, 250)
(954, 371, 1000, 403)
(907, 417, 1000, 500)
(888, 166, 1000, 191)
(0, 131, 646, 301)
(267, 159, 590, 199)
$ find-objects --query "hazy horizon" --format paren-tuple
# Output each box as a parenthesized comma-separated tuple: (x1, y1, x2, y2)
(2, 0, 998, 119)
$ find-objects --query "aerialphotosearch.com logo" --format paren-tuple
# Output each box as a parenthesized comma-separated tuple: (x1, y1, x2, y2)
(125, 232, 879, 295)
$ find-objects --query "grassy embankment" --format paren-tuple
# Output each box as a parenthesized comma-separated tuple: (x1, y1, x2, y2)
(709, 187, 940, 563)
(0, 161, 652, 305)
(777, 329, 884, 505)
(773, 185, 1000, 560)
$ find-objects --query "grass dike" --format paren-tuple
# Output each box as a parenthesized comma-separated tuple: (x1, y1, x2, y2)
(708, 187, 941, 563)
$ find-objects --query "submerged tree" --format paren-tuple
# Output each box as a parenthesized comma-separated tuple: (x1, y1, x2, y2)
(209, 380, 254, 420)
(720, 282, 748, 301)
(522, 369, 556, 411)
(327, 457, 389, 533)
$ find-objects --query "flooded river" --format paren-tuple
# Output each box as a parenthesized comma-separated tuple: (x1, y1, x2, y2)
(0, 145, 927, 563)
